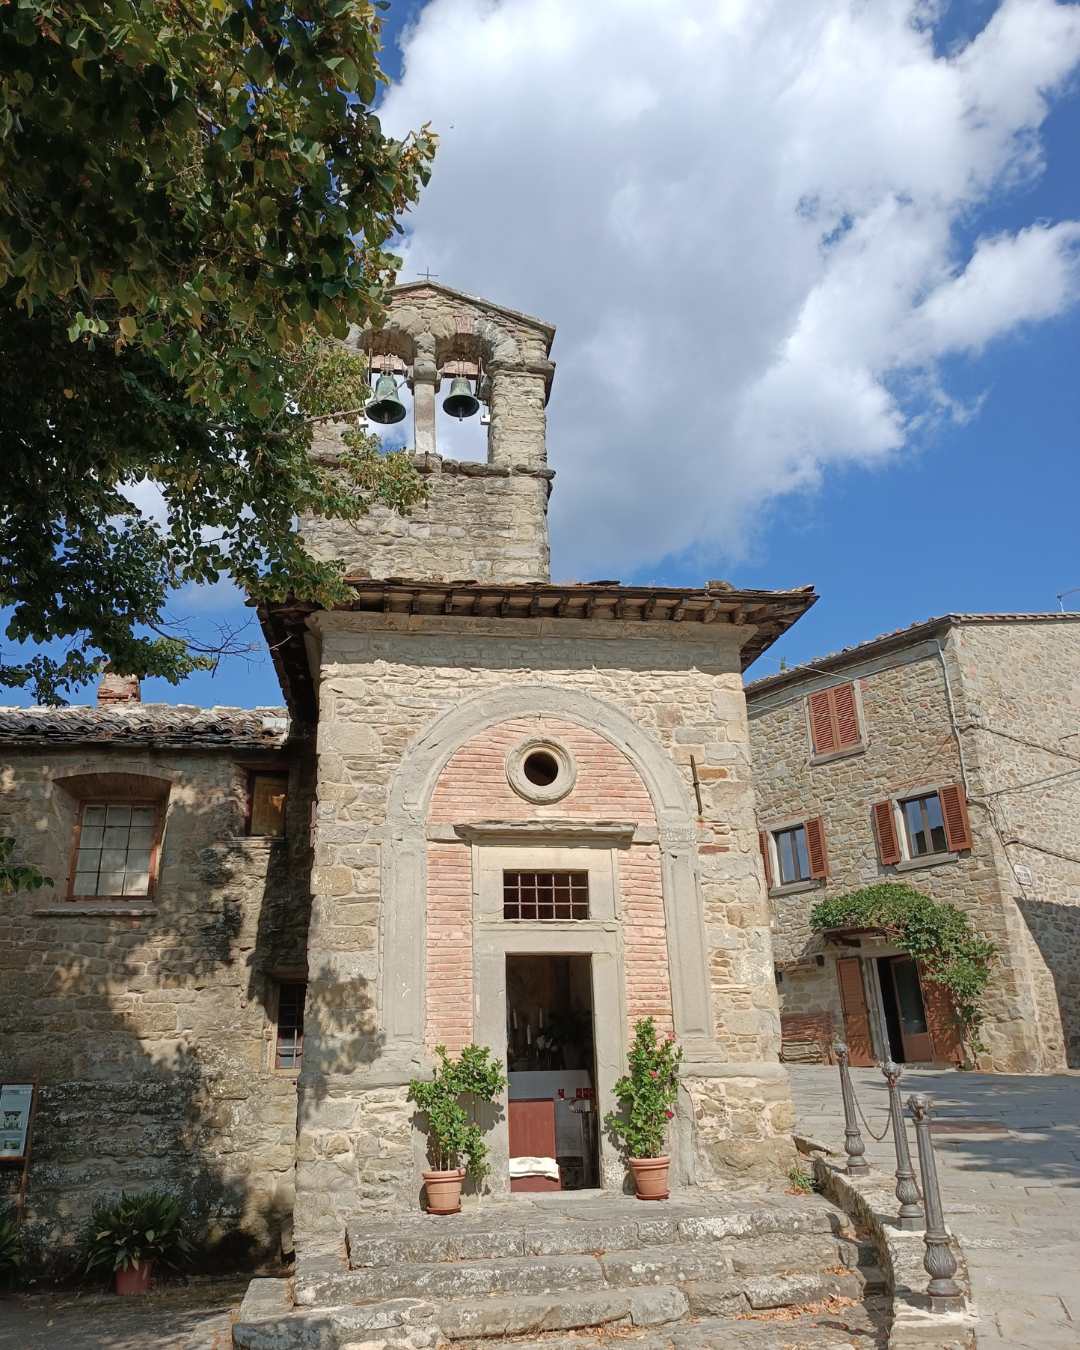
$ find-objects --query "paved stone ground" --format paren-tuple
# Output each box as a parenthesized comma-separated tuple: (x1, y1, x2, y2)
(790, 1065, 1080, 1349)
(0, 1277, 246, 1349)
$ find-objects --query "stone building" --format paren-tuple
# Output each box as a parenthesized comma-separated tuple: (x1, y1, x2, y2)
(0, 686, 315, 1263)
(747, 612, 1080, 1075)
(2, 282, 816, 1264)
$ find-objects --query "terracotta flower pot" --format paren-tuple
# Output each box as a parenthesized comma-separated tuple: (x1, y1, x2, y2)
(629, 1155, 670, 1201)
(423, 1167, 465, 1215)
(115, 1259, 154, 1295)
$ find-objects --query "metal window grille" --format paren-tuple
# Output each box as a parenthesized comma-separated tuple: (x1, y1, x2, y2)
(275, 982, 306, 1070)
(503, 871, 589, 921)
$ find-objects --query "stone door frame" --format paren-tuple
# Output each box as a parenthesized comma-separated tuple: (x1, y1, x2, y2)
(472, 838, 629, 1196)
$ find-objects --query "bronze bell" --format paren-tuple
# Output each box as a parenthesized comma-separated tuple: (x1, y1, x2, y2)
(442, 374, 480, 420)
(365, 373, 407, 425)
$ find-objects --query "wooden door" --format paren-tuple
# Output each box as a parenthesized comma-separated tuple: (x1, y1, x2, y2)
(888, 957, 934, 1063)
(836, 958, 874, 1066)
(919, 966, 965, 1066)
(508, 1098, 560, 1192)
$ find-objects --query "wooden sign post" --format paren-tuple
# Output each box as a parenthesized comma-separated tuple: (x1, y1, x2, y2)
(0, 1080, 38, 1223)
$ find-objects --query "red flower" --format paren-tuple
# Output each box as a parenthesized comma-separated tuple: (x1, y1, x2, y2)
(649, 1069, 658, 1078)
(665, 1110, 674, 1119)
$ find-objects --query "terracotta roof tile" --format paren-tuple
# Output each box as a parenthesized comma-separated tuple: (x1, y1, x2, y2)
(0, 704, 289, 749)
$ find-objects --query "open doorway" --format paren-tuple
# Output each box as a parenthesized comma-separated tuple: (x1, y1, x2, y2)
(875, 955, 934, 1063)
(505, 954, 599, 1192)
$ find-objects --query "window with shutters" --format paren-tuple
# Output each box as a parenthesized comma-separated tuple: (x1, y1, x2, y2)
(806, 682, 864, 761)
(762, 817, 828, 891)
(872, 783, 971, 868)
(248, 772, 288, 837)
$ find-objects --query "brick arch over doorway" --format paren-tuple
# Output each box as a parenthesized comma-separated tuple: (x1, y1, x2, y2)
(425, 716, 673, 1050)
(379, 684, 712, 1057)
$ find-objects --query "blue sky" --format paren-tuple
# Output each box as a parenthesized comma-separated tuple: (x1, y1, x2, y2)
(9, 0, 1080, 709)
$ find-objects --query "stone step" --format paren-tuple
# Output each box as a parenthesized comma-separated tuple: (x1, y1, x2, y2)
(438, 1283, 688, 1340)
(345, 1200, 840, 1269)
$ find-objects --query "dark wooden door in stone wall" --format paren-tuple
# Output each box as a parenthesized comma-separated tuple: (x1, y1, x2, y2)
(837, 957, 875, 1066)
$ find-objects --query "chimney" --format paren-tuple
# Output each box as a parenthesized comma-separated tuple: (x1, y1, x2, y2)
(97, 672, 141, 705)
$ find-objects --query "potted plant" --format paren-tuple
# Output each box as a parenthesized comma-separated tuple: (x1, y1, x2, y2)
(605, 1017, 683, 1200)
(408, 1043, 506, 1214)
(82, 1190, 192, 1294)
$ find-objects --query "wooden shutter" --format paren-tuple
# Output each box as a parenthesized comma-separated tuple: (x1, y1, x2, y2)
(872, 800, 901, 865)
(805, 817, 829, 879)
(807, 690, 837, 755)
(938, 783, 972, 852)
(832, 683, 861, 749)
(918, 966, 965, 1066)
(758, 830, 773, 888)
(836, 957, 874, 1066)
(808, 683, 861, 756)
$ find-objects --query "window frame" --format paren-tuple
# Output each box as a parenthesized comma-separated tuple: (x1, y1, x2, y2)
(270, 978, 307, 1074)
(762, 816, 827, 895)
(246, 769, 290, 839)
(898, 791, 949, 860)
(67, 798, 164, 903)
(773, 824, 812, 887)
(883, 784, 962, 871)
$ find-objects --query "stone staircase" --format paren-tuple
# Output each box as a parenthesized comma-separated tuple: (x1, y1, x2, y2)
(233, 1192, 888, 1349)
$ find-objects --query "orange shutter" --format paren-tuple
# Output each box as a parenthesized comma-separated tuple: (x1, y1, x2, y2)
(938, 783, 972, 852)
(836, 957, 874, 1066)
(919, 967, 965, 1065)
(832, 683, 861, 748)
(808, 690, 837, 755)
(805, 817, 829, 879)
(758, 830, 773, 888)
(872, 800, 901, 865)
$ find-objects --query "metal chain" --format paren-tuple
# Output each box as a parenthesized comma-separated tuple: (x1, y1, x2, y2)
(852, 1084, 893, 1142)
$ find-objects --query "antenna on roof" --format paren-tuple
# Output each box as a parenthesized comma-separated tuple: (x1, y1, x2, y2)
(1056, 586, 1080, 612)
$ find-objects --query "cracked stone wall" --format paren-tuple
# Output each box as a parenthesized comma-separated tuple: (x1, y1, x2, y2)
(294, 611, 794, 1237)
(0, 741, 313, 1268)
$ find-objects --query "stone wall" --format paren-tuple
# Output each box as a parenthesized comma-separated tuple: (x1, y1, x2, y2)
(0, 737, 313, 1268)
(950, 619, 1080, 1069)
(295, 611, 794, 1238)
(300, 448, 552, 584)
(747, 637, 1044, 1073)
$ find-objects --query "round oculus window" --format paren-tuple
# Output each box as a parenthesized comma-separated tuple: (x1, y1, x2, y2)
(506, 738, 576, 804)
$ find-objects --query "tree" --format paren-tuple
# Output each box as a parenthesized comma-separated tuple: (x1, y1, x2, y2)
(0, 1, 436, 702)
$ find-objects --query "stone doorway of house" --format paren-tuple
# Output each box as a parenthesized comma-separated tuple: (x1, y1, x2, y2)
(505, 953, 601, 1193)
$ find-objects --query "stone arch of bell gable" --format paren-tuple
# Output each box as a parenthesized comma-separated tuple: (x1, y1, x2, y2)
(379, 683, 713, 1055)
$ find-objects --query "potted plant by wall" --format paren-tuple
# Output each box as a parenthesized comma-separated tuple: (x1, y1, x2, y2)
(407, 1044, 506, 1214)
(605, 1017, 683, 1200)
(82, 1190, 192, 1294)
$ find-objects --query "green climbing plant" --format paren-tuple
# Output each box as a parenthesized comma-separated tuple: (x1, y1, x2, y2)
(407, 1044, 506, 1186)
(810, 883, 995, 1054)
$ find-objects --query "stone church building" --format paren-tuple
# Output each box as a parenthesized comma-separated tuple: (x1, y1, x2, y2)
(1, 283, 816, 1263)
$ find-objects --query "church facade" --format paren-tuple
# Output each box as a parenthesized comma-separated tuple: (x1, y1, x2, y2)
(2, 283, 815, 1263)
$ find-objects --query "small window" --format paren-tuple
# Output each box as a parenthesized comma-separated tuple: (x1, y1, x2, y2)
(274, 981, 306, 1070)
(249, 772, 288, 837)
(900, 792, 948, 858)
(774, 825, 811, 885)
(72, 802, 158, 898)
(503, 871, 589, 921)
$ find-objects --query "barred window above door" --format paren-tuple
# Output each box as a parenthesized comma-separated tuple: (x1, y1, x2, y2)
(503, 871, 589, 921)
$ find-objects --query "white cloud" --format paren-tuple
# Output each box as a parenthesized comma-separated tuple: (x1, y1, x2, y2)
(380, 0, 1080, 576)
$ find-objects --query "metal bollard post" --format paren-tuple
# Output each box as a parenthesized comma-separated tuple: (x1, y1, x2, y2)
(906, 1093, 963, 1311)
(882, 1061, 923, 1230)
(833, 1042, 869, 1175)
